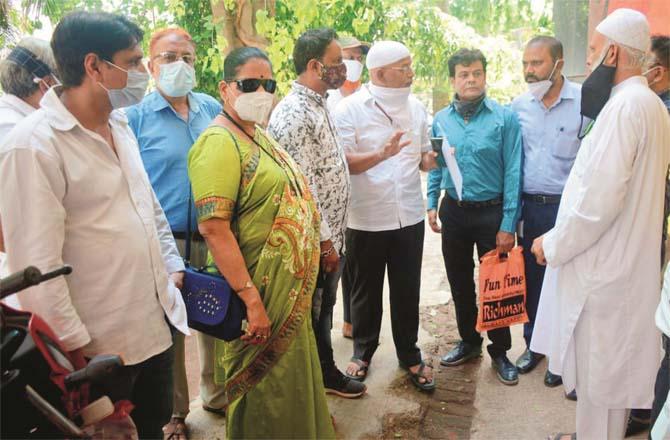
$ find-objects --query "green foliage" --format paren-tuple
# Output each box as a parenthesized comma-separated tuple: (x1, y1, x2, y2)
(445, 0, 552, 37)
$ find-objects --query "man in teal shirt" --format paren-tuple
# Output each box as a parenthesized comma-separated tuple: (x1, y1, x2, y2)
(427, 48, 522, 385)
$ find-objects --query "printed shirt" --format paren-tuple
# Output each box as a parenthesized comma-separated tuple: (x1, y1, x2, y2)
(268, 82, 351, 253)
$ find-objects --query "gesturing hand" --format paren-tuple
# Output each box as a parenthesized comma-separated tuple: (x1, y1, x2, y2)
(380, 130, 411, 160)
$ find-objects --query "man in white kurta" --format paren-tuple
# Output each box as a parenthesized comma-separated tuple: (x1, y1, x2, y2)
(530, 8, 670, 439)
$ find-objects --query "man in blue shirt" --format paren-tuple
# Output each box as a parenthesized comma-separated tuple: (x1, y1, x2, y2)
(427, 48, 522, 385)
(126, 27, 223, 440)
(510, 36, 582, 389)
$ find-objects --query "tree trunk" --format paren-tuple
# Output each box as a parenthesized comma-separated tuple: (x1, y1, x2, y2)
(210, 0, 275, 54)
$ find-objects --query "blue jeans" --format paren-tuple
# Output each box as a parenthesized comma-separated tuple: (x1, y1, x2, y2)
(518, 197, 560, 348)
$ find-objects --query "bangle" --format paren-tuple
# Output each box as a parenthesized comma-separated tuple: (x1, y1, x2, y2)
(235, 280, 254, 293)
(321, 246, 335, 258)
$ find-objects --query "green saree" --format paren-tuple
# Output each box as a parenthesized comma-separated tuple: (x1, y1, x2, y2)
(188, 125, 335, 440)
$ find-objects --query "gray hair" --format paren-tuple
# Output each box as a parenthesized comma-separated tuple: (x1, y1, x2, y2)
(0, 37, 57, 99)
(601, 38, 647, 69)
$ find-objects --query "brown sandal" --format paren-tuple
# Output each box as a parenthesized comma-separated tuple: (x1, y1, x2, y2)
(163, 417, 188, 440)
(548, 433, 576, 440)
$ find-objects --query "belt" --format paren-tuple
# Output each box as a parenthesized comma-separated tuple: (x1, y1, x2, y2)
(172, 231, 205, 242)
(523, 193, 562, 205)
(447, 194, 503, 208)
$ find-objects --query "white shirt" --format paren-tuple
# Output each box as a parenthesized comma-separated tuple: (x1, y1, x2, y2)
(0, 88, 188, 365)
(531, 76, 670, 408)
(333, 84, 430, 232)
(0, 93, 36, 141)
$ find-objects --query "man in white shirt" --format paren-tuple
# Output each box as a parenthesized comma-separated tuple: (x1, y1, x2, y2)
(334, 40, 437, 391)
(530, 9, 670, 439)
(0, 37, 59, 286)
(0, 11, 188, 439)
(326, 35, 369, 114)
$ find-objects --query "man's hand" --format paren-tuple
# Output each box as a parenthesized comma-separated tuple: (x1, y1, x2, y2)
(320, 240, 339, 273)
(427, 210, 441, 233)
(496, 231, 515, 254)
(531, 235, 547, 266)
(170, 271, 185, 290)
(379, 131, 411, 161)
(420, 151, 438, 171)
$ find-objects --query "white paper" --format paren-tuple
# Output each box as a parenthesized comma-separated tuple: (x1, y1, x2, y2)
(442, 140, 463, 200)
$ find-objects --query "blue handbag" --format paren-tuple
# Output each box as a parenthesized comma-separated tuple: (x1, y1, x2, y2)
(181, 163, 246, 341)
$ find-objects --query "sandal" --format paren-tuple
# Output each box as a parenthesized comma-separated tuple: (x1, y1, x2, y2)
(163, 416, 188, 440)
(402, 361, 436, 391)
(548, 433, 576, 440)
(344, 358, 368, 381)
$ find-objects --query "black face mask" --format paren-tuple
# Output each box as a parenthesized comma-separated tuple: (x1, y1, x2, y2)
(578, 49, 617, 139)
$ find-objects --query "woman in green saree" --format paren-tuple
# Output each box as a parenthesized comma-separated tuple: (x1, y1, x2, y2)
(187, 47, 336, 439)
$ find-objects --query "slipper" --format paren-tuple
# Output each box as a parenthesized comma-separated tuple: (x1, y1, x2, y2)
(344, 357, 368, 382)
(547, 433, 576, 440)
(163, 417, 188, 440)
(403, 361, 436, 391)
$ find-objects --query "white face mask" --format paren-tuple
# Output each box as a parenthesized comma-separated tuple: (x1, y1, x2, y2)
(99, 61, 150, 109)
(343, 59, 364, 83)
(158, 61, 197, 97)
(368, 83, 411, 106)
(643, 66, 663, 88)
(233, 91, 274, 126)
(527, 59, 561, 100)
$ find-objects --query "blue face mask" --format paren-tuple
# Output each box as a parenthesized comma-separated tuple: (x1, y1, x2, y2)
(157, 61, 196, 97)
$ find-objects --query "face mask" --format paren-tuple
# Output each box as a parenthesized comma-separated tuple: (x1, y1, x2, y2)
(343, 59, 364, 83)
(232, 91, 274, 126)
(158, 61, 196, 97)
(368, 83, 411, 106)
(527, 59, 561, 100)
(99, 61, 150, 109)
(580, 45, 616, 121)
(643, 66, 662, 88)
(319, 62, 347, 89)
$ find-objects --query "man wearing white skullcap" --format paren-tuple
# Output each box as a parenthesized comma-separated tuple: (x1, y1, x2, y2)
(530, 8, 670, 439)
(333, 40, 438, 391)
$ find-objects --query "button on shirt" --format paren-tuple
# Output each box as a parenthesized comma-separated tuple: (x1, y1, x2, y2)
(427, 98, 523, 233)
(511, 77, 582, 195)
(268, 82, 351, 253)
(334, 85, 431, 232)
(0, 88, 188, 365)
(0, 93, 36, 141)
(126, 91, 222, 233)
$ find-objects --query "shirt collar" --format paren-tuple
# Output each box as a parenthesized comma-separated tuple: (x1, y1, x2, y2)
(148, 90, 201, 114)
(447, 95, 493, 114)
(611, 75, 648, 97)
(0, 93, 37, 117)
(291, 81, 327, 104)
(40, 86, 128, 132)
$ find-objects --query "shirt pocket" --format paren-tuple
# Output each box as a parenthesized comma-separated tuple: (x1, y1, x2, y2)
(550, 124, 580, 160)
(472, 123, 502, 157)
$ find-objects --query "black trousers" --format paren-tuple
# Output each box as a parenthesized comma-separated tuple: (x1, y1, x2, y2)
(311, 257, 344, 375)
(651, 335, 670, 434)
(440, 196, 512, 358)
(342, 221, 424, 367)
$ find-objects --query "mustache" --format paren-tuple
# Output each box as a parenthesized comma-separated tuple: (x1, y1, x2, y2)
(525, 74, 540, 82)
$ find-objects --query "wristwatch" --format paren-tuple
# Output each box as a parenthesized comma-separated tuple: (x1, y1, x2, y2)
(235, 280, 254, 293)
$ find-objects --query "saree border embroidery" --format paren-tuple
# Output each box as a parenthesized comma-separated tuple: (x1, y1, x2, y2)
(225, 185, 321, 403)
(195, 196, 235, 222)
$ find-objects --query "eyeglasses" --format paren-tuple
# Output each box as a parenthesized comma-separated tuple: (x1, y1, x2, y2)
(154, 51, 196, 65)
(229, 78, 277, 94)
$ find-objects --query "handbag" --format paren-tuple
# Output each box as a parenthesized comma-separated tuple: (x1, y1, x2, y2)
(180, 150, 246, 341)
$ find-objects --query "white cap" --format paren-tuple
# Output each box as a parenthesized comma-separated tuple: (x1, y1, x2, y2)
(366, 41, 411, 70)
(595, 8, 650, 52)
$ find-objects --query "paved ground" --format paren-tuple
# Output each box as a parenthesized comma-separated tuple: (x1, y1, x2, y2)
(179, 179, 651, 439)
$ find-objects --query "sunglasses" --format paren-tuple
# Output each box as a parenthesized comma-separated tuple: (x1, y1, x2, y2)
(229, 78, 277, 94)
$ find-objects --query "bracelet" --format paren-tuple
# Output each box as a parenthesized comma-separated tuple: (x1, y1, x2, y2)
(321, 246, 335, 258)
(235, 280, 254, 293)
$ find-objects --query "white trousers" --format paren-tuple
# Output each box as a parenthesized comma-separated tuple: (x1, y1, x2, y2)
(573, 310, 629, 439)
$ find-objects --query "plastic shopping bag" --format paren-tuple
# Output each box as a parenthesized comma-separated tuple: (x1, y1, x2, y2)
(475, 246, 529, 332)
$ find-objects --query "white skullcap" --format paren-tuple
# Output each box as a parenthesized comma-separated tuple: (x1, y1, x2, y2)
(366, 41, 411, 70)
(595, 8, 650, 52)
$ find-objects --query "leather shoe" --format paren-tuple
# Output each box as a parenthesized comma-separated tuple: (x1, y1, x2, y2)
(544, 370, 563, 387)
(565, 389, 577, 401)
(440, 341, 482, 366)
(515, 349, 544, 374)
(491, 355, 518, 385)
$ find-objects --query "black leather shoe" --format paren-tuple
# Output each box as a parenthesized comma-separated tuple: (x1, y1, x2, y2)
(440, 341, 482, 366)
(515, 349, 544, 374)
(565, 389, 577, 401)
(491, 355, 518, 385)
(544, 370, 563, 387)
(625, 409, 651, 437)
